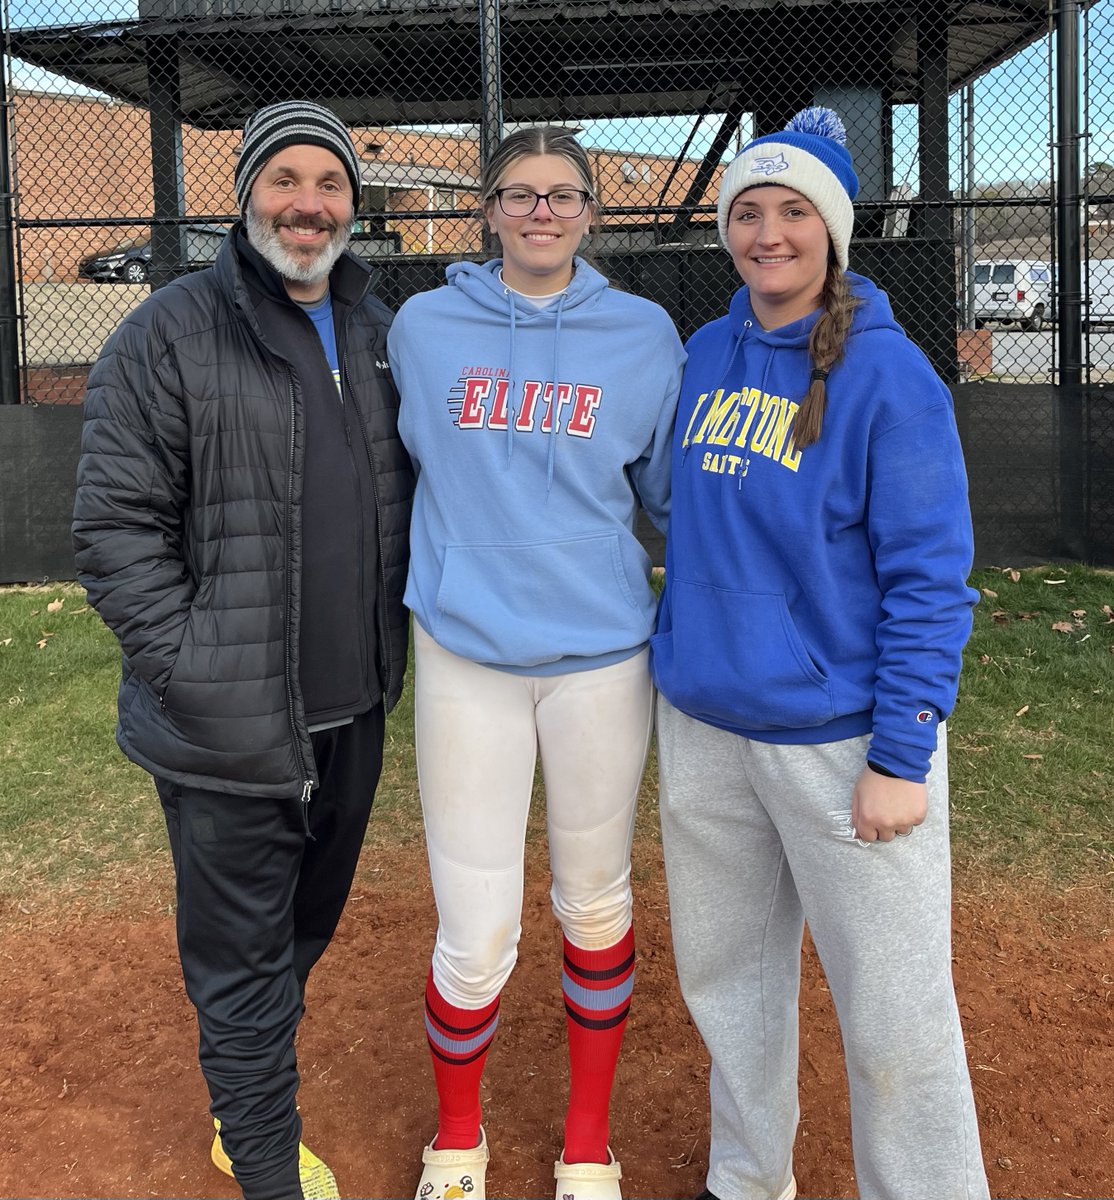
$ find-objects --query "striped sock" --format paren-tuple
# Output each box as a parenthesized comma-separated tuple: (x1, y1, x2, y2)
(424, 970, 500, 1150)
(562, 925, 636, 1164)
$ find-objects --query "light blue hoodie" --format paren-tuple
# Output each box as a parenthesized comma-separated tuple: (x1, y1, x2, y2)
(652, 274, 978, 781)
(388, 258, 685, 674)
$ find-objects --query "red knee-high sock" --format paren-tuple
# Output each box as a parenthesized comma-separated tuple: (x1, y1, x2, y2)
(424, 969, 500, 1150)
(562, 926, 635, 1164)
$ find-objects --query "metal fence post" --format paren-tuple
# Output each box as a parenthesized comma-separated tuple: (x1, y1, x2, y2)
(0, 62, 21, 404)
(1055, 0, 1087, 558)
(147, 37, 186, 292)
(479, 0, 503, 256)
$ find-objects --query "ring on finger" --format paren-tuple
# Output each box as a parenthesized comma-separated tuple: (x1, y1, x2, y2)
(896, 827, 914, 837)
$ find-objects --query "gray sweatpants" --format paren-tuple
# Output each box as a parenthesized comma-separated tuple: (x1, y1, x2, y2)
(657, 697, 990, 1200)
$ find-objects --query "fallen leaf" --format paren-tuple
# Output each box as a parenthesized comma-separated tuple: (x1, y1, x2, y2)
(1022, 754, 1043, 760)
(46, 598, 64, 613)
(0, 638, 11, 647)
(1043, 578, 1066, 585)
(36, 632, 55, 649)
(979, 654, 991, 664)
(1102, 604, 1114, 623)
(1017, 611, 1037, 620)
(1015, 704, 1029, 717)
(1051, 621, 1075, 633)
(991, 610, 1011, 625)
(981, 587, 998, 599)
(1007, 569, 1021, 582)
(1071, 609, 1086, 618)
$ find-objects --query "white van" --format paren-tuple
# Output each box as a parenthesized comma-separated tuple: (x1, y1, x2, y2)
(1084, 259, 1114, 328)
(971, 260, 1052, 330)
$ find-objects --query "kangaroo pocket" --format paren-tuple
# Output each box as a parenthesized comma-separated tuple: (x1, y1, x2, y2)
(659, 579, 835, 730)
(433, 532, 651, 666)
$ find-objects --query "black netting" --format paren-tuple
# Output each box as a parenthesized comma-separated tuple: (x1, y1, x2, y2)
(2, 0, 1113, 555)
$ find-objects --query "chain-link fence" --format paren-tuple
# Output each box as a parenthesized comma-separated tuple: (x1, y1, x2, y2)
(2, 0, 1113, 563)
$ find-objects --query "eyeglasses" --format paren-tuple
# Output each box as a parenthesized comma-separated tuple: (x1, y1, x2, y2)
(493, 187, 592, 218)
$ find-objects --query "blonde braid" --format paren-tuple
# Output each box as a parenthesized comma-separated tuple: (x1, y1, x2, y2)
(793, 263, 860, 450)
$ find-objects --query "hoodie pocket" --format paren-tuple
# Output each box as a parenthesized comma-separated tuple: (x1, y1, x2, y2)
(659, 579, 834, 730)
(434, 532, 651, 666)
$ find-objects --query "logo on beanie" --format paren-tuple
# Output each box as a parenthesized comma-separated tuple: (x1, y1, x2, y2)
(750, 153, 789, 177)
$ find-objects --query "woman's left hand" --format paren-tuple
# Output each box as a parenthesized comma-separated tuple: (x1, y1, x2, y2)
(851, 766, 927, 842)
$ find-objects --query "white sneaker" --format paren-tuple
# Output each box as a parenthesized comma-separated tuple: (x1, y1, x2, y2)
(553, 1148, 622, 1200)
(415, 1127, 489, 1200)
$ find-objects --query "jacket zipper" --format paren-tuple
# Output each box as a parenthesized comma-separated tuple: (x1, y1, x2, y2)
(285, 368, 316, 827)
(343, 346, 395, 704)
(334, 314, 370, 703)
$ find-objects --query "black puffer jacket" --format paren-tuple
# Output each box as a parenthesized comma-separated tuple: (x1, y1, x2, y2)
(73, 232, 413, 798)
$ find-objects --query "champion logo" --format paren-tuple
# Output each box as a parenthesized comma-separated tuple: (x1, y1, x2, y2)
(750, 152, 789, 176)
(916, 710, 934, 724)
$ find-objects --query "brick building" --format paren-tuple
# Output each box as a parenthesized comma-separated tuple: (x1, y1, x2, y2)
(11, 89, 721, 283)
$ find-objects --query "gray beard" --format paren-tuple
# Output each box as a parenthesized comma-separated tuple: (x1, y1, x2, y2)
(245, 202, 352, 286)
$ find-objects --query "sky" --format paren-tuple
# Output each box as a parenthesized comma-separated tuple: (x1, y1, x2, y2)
(6, 0, 1114, 190)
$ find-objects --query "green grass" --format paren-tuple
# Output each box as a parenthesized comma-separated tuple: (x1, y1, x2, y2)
(948, 562, 1114, 880)
(0, 587, 166, 895)
(1, 566, 1111, 912)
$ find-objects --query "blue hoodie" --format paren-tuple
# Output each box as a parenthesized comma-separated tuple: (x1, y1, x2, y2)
(651, 274, 978, 781)
(388, 258, 685, 674)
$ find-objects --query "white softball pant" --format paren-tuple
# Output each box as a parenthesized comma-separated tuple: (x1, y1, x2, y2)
(414, 622, 654, 1009)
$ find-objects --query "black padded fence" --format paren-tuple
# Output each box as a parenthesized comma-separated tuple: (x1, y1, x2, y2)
(2, 0, 1114, 569)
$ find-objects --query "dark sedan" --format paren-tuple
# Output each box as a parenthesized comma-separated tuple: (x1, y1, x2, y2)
(78, 224, 228, 283)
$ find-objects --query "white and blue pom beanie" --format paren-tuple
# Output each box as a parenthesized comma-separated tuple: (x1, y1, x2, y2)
(235, 100, 362, 215)
(717, 107, 860, 270)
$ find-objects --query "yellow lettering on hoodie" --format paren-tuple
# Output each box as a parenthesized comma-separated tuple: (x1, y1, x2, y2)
(733, 388, 763, 448)
(694, 389, 741, 444)
(683, 391, 711, 447)
(781, 438, 803, 472)
(749, 393, 780, 453)
(762, 397, 798, 460)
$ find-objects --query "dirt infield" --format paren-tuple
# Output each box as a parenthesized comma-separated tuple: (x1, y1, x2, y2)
(1, 841, 1111, 1199)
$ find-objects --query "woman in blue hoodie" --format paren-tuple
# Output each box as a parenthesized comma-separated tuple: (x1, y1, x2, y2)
(387, 126, 684, 1200)
(652, 110, 990, 1200)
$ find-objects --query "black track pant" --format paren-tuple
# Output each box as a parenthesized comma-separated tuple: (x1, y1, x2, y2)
(156, 704, 385, 1200)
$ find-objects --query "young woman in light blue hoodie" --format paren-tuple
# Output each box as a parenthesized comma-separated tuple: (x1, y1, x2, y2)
(387, 126, 684, 1200)
(651, 110, 991, 1200)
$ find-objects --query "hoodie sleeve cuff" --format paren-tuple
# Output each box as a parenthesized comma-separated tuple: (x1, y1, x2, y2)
(865, 737, 931, 784)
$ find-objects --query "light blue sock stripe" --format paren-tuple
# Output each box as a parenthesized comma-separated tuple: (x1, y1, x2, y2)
(561, 969, 635, 1012)
(424, 1011, 499, 1057)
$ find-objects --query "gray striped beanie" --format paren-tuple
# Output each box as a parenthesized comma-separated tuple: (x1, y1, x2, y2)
(235, 101, 362, 214)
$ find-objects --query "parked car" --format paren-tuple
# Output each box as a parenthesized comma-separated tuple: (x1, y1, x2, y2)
(78, 223, 228, 283)
(971, 259, 1051, 330)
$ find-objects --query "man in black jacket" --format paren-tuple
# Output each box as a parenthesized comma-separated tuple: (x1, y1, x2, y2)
(72, 101, 413, 1200)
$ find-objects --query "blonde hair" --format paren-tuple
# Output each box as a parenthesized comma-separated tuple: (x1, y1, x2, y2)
(794, 261, 860, 449)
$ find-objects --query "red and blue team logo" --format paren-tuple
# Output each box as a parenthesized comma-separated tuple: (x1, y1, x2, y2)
(916, 710, 934, 724)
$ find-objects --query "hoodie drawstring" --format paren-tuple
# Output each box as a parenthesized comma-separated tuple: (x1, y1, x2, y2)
(500, 277, 569, 493)
(505, 289, 518, 462)
(738, 342, 776, 490)
(546, 292, 568, 495)
(682, 323, 747, 470)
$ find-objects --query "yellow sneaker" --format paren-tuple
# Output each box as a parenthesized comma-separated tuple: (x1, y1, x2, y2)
(211, 1118, 340, 1199)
